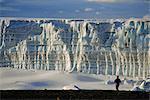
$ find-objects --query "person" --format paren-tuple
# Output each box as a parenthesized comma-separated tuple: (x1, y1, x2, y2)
(114, 76, 121, 91)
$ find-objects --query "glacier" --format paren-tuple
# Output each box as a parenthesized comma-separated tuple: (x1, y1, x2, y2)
(0, 17, 150, 79)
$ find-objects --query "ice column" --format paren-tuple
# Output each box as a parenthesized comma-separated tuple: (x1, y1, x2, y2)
(109, 52, 115, 75)
(0, 19, 10, 50)
(63, 45, 71, 72)
(105, 51, 108, 75)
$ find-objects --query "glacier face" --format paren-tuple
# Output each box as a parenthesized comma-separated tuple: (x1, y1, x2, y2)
(0, 18, 150, 79)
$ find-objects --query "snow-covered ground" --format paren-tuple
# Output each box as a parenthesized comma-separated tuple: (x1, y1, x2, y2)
(0, 68, 135, 90)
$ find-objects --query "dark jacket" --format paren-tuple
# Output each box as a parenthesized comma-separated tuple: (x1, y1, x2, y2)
(114, 79, 121, 85)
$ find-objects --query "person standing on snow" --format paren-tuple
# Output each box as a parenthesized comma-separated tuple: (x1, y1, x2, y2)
(114, 76, 121, 91)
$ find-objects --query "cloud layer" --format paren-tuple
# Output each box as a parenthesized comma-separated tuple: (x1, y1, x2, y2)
(87, 0, 119, 3)
(0, 0, 149, 18)
(86, 0, 149, 3)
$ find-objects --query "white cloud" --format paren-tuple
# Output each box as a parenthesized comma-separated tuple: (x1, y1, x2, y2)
(84, 8, 94, 12)
(0, 6, 20, 11)
(15, 0, 56, 5)
(87, 0, 118, 3)
(75, 10, 80, 13)
(96, 11, 100, 15)
(58, 10, 63, 14)
(86, 0, 149, 3)
(0, 0, 4, 3)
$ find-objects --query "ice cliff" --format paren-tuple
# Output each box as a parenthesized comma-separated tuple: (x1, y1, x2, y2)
(0, 18, 150, 79)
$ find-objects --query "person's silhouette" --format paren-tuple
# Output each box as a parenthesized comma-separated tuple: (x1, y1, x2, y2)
(114, 76, 121, 91)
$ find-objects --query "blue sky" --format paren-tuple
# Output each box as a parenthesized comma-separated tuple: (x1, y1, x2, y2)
(0, 0, 149, 18)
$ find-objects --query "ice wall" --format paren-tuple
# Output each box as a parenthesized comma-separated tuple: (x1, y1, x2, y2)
(0, 18, 150, 79)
